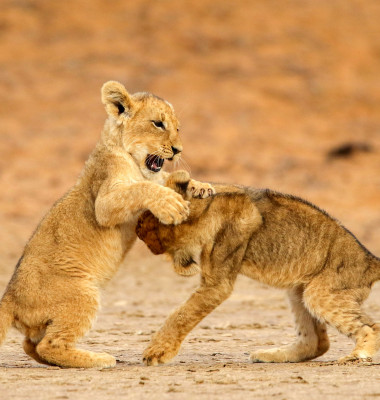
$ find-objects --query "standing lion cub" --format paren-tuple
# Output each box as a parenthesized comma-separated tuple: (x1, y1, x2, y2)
(0, 82, 213, 368)
(136, 171, 380, 365)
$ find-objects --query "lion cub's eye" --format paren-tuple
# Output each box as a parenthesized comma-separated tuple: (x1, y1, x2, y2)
(151, 120, 165, 130)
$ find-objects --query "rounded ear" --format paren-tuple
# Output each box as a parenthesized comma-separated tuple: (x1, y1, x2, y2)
(101, 81, 135, 118)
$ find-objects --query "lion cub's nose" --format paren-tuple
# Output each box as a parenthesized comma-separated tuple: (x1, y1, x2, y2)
(171, 146, 181, 155)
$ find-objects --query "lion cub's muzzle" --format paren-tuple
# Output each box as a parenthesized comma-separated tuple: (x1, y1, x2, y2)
(145, 147, 181, 172)
(167, 146, 181, 161)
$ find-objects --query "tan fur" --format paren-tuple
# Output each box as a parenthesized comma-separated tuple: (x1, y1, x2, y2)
(0, 82, 214, 368)
(136, 171, 380, 365)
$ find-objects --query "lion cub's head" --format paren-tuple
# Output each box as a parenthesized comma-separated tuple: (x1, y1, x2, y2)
(101, 81, 182, 178)
(135, 170, 191, 255)
(136, 170, 201, 276)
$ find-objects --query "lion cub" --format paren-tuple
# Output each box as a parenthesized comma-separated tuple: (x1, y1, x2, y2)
(136, 171, 380, 365)
(0, 82, 213, 368)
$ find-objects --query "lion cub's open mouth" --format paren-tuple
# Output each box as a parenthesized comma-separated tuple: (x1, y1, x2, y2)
(145, 154, 165, 172)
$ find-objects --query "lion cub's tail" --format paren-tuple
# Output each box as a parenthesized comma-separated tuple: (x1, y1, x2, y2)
(0, 297, 14, 346)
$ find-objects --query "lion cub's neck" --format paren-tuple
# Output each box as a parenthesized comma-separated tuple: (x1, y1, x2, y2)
(165, 194, 263, 276)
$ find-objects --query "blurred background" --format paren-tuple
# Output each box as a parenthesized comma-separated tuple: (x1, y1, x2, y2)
(1, 0, 380, 273)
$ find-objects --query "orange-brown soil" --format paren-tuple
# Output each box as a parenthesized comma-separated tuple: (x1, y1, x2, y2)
(1, 1, 380, 399)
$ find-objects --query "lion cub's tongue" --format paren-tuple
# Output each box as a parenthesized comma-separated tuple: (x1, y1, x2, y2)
(153, 156, 164, 171)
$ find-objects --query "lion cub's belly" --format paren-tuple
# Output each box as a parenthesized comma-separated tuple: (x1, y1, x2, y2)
(239, 260, 311, 289)
(92, 220, 138, 284)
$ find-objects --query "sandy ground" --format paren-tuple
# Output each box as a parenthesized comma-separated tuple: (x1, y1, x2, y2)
(1, 0, 380, 398)
(1, 246, 380, 400)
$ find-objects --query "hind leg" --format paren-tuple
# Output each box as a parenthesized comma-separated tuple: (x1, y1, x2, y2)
(304, 281, 380, 363)
(23, 338, 51, 365)
(35, 298, 115, 368)
(251, 286, 330, 363)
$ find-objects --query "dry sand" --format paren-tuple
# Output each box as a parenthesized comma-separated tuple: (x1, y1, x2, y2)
(1, 1, 380, 398)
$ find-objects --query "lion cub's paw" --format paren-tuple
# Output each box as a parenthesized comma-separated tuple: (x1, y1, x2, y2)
(187, 179, 215, 199)
(337, 354, 373, 365)
(167, 170, 191, 185)
(148, 188, 190, 225)
(143, 342, 180, 366)
(250, 349, 282, 363)
(94, 353, 117, 368)
(249, 347, 303, 363)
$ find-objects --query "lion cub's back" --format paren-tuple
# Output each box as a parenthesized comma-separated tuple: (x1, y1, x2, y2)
(242, 189, 370, 287)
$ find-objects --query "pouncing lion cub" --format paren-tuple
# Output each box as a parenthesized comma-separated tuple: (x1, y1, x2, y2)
(136, 170, 380, 365)
(0, 82, 214, 368)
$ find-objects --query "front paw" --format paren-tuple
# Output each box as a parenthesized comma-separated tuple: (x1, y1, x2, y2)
(187, 180, 215, 199)
(143, 342, 180, 366)
(148, 188, 190, 225)
(337, 355, 372, 364)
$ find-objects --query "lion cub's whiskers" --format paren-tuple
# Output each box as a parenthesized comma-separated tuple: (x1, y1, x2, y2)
(178, 157, 192, 174)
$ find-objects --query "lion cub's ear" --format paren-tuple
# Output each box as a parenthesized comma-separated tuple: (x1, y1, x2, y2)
(101, 81, 135, 119)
